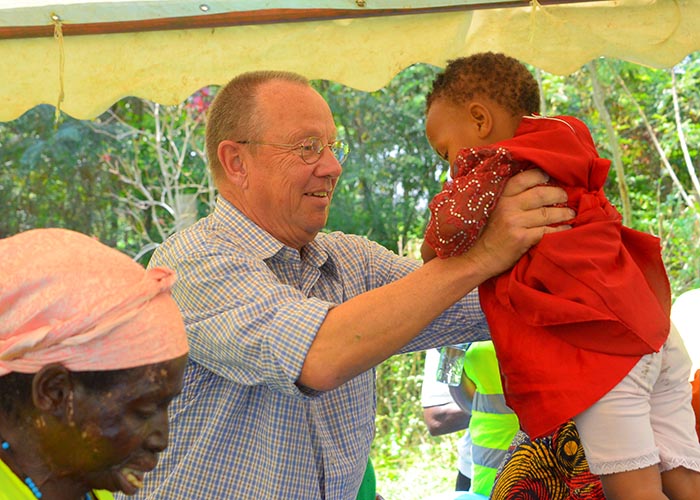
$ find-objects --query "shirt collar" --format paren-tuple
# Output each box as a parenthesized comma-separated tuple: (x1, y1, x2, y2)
(213, 196, 339, 279)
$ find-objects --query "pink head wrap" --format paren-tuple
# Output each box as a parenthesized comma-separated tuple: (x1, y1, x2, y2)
(0, 228, 189, 376)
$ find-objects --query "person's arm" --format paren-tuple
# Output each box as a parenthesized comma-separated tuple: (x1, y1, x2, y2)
(420, 239, 438, 263)
(421, 348, 471, 435)
(301, 169, 574, 390)
(423, 402, 471, 436)
(423, 147, 519, 261)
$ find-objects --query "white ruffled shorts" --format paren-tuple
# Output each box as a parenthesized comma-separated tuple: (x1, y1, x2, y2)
(573, 324, 700, 476)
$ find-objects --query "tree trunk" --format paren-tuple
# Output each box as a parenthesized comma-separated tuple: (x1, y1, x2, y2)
(587, 60, 632, 225)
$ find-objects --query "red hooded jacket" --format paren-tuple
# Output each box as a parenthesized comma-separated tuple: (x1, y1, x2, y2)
(425, 115, 671, 438)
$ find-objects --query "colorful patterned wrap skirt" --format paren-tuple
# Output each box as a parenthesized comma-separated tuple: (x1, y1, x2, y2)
(491, 421, 604, 499)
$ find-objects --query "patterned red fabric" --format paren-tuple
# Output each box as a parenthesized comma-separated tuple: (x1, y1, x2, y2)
(424, 147, 517, 258)
(424, 116, 671, 438)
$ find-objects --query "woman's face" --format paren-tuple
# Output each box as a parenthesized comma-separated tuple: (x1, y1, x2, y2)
(39, 355, 187, 495)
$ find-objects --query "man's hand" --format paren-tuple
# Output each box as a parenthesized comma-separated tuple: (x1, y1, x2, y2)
(466, 169, 575, 278)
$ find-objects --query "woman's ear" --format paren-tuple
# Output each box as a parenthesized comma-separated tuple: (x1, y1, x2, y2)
(32, 364, 72, 416)
(468, 102, 493, 139)
(217, 140, 248, 187)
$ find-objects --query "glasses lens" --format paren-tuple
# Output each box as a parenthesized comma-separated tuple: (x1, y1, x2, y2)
(299, 138, 349, 165)
(331, 141, 349, 165)
(298, 138, 320, 164)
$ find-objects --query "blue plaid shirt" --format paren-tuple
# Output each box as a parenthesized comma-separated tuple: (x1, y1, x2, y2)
(122, 197, 489, 500)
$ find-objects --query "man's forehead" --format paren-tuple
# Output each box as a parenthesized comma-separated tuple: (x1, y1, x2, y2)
(257, 80, 336, 137)
(258, 79, 315, 103)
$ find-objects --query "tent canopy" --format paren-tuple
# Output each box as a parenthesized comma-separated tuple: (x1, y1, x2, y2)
(1, 0, 699, 121)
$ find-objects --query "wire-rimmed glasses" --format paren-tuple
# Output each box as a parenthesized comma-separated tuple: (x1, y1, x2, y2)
(236, 136, 349, 165)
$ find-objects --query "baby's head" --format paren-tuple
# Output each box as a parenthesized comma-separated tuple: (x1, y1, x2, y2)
(425, 52, 540, 167)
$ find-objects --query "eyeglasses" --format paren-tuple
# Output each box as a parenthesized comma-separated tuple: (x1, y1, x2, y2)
(236, 136, 349, 165)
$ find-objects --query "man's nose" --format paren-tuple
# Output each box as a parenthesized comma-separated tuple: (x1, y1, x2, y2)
(315, 148, 343, 178)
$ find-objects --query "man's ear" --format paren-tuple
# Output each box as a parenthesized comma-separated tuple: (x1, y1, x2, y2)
(31, 364, 72, 416)
(218, 140, 248, 187)
(468, 102, 493, 139)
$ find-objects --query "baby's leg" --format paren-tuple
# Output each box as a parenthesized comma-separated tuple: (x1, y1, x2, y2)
(598, 466, 666, 500)
(662, 467, 700, 500)
(652, 324, 700, 499)
(575, 324, 700, 500)
(573, 350, 665, 500)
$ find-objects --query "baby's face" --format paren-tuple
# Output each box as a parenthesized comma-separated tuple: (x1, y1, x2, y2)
(425, 98, 482, 177)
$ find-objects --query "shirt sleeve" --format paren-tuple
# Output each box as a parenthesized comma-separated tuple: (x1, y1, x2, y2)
(150, 228, 489, 397)
(323, 233, 491, 353)
(151, 241, 333, 399)
(404, 287, 490, 353)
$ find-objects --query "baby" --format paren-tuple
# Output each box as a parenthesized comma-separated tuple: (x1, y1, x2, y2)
(422, 52, 700, 500)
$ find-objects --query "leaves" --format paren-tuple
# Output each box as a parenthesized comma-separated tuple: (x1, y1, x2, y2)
(315, 64, 444, 253)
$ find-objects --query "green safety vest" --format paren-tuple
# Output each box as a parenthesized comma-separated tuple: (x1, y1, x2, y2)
(464, 341, 519, 497)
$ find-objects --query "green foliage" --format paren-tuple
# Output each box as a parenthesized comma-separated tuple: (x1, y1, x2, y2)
(373, 352, 426, 462)
(315, 64, 445, 252)
(104, 93, 215, 263)
(372, 352, 462, 499)
(0, 105, 122, 241)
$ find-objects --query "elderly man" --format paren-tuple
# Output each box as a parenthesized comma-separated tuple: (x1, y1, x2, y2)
(122, 70, 572, 500)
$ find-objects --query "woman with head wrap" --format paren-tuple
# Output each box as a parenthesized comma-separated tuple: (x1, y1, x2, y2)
(0, 228, 189, 500)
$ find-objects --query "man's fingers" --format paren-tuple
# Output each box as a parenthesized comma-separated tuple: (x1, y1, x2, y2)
(519, 205, 575, 229)
(543, 223, 572, 235)
(513, 184, 569, 212)
(469, 170, 575, 278)
(500, 168, 550, 197)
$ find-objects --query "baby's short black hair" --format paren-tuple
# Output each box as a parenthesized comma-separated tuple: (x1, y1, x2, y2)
(427, 52, 540, 116)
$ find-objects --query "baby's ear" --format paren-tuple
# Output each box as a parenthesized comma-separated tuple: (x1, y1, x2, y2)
(468, 102, 493, 138)
(468, 102, 485, 123)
